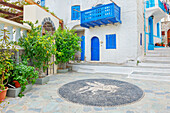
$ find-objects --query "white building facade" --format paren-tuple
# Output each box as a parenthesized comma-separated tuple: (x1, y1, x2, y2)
(35, 0, 168, 64)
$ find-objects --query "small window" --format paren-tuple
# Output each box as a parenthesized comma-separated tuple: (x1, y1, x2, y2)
(106, 34, 116, 49)
(157, 23, 160, 37)
(71, 6, 80, 20)
(41, 0, 45, 7)
(140, 33, 142, 46)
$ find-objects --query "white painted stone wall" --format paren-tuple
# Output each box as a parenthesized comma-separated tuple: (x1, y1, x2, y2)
(39, 0, 145, 64)
(24, 5, 59, 29)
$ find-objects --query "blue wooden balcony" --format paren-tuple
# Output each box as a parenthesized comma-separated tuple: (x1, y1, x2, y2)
(146, 0, 168, 14)
(145, 0, 168, 22)
(80, 3, 121, 28)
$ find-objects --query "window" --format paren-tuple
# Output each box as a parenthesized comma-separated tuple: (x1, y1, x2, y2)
(71, 5, 80, 20)
(140, 33, 142, 46)
(106, 34, 116, 49)
(157, 23, 160, 37)
(41, 0, 45, 7)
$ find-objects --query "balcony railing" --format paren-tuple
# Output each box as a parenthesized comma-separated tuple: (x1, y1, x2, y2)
(146, 0, 168, 14)
(80, 3, 121, 28)
(158, 0, 166, 13)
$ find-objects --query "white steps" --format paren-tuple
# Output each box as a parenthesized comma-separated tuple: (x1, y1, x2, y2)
(128, 71, 170, 82)
(72, 48, 170, 81)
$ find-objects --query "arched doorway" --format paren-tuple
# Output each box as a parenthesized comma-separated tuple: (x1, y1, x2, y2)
(167, 29, 170, 45)
(91, 37, 100, 61)
(42, 18, 56, 75)
(42, 22, 55, 35)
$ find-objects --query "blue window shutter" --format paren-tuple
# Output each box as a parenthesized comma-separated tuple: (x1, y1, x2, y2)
(106, 34, 116, 49)
(72, 6, 80, 20)
(106, 35, 109, 49)
(146, 0, 149, 8)
(41, 0, 45, 7)
(112, 34, 116, 49)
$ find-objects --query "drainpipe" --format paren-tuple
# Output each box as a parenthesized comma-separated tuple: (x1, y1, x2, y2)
(144, 0, 147, 53)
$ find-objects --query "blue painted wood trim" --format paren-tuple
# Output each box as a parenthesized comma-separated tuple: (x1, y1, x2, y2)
(81, 36, 85, 61)
(41, 0, 45, 7)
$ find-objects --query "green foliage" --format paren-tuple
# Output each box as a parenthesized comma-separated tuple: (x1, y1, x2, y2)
(0, 29, 17, 90)
(53, 27, 81, 68)
(18, 21, 55, 72)
(10, 61, 39, 97)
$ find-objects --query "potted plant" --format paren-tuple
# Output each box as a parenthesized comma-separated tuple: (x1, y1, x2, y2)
(7, 61, 39, 97)
(53, 27, 81, 73)
(161, 42, 165, 47)
(18, 21, 55, 84)
(0, 29, 16, 102)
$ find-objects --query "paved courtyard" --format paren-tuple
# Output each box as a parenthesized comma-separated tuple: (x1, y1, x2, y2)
(1, 72, 170, 113)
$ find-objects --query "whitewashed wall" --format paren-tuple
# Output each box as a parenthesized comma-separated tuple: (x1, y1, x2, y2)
(40, 0, 146, 64)
(24, 5, 59, 29)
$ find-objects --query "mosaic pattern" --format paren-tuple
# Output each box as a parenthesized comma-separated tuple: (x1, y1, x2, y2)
(58, 79, 144, 107)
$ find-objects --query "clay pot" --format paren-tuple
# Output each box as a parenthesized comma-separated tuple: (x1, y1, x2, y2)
(0, 87, 8, 102)
(13, 81, 21, 88)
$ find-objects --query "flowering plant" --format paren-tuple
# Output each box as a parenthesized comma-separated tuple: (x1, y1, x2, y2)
(0, 29, 16, 90)
(18, 21, 55, 75)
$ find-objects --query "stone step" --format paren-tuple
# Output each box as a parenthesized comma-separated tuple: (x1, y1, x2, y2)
(145, 53, 170, 57)
(154, 48, 170, 51)
(143, 60, 170, 64)
(138, 62, 170, 68)
(144, 56, 170, 61)
(128, 71, 170, 81)
(72, 64, 170, 75)
(72, 65, 132, 75)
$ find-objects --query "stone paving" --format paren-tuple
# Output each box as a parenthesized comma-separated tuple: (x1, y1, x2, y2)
(0, 72, 170, 113)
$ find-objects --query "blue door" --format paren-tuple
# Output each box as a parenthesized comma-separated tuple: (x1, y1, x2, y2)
(148, 17, 154, 50)
(91, 37, 100, 61)
(81, 36, 85, 61)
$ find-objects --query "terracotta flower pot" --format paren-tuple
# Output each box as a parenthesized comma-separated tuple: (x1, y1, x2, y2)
(13, 81, 21, 88)
(0, 87, 8, 102)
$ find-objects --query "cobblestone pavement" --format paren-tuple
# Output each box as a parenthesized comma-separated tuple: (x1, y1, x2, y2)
(1, 72, 170, 113)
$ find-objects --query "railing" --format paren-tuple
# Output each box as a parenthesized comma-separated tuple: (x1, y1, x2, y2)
(80, 3, 121, 28)
(158, 0, 167, 13)
(146, 0, 168, 14)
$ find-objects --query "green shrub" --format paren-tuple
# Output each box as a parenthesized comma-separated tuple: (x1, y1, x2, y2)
(10, 61, 39, 97)
(53, 27, 81, 69)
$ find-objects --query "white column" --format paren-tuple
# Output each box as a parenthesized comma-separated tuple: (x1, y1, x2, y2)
(165, 29, 168, 45)
(7, 26, 13, 42)
(15, 28, 21, 42)
(0, 24, 4, 40)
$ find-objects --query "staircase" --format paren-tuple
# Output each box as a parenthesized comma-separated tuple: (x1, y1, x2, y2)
(129, 48, 170, 81)
(71, 48, 170, 81)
